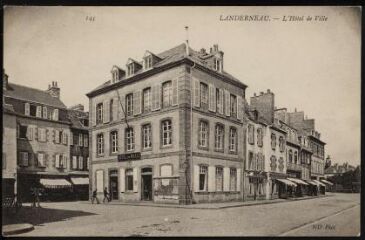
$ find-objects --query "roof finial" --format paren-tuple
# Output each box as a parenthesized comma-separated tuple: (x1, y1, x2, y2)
(185, 26, 190, 56)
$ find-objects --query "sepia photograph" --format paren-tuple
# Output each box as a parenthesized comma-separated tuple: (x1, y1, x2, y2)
(2, 6, 361, 237)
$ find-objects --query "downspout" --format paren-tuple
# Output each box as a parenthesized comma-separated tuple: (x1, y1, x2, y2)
(189, 60, 196, 203)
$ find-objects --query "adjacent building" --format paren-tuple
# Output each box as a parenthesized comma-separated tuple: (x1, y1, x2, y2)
(86, 43, 247, 204)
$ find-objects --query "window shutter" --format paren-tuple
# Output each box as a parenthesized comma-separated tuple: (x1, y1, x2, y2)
(120, 168, 125, 193)
(43, 106, 47, 119)
(36, 106, 42, 117)
(192, 78, 200, 107)
(218, 89, 224, 114)
(237, 168, 241, 192)
(92, 102, 96, 127)
(208, 84, 216, 112)
(133, 90, 142, 115)
(103, 100, 110, 123)
(25, 103, 30, 115)
(26, 126, 33, 140)
(133, 167, 138, 193)
(70, 132, 73, 145)
(225, 90, 231, 116)
(113, 97, 118, 121)
(208, 166, 216, 192)
(65, 133, 68, 145)
(172, 78, 178, 106)
(34, 127, 38, 141)
(237, 96, 243, 121)
(118, 94, 125, 120)
(55, 154, 60, 168)
(151, 85, 161, 111)
(193, 165, 200, 192)
(44, 154, 49, 167)
(223, 167, 230, 191)
(73, 156, 77, 169)
(63, 155, 68, 169)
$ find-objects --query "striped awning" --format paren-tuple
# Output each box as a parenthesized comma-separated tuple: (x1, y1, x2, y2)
(40, 178, 72, 188)
(305, 180, 318, 186)
(321, 179, 334, 186)
(70, 177, 89, 185)
(276, 179, 297, 187)
(313, 180, 326, 187)
(287, 178, 309, 185)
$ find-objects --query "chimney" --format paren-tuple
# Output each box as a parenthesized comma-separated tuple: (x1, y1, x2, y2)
(254, 93, 256, 97)
(3, 70, 9, 90)
(213, 44, 219, 52)
(69, 104, 84, 111)
(260, 91, 264, 95)
(47, 81, 60, 99)
(295, 108, 297, 112)
(200, 48, 206, 55)
(267, 89, 271, 93)
(250, 89, 275, 124)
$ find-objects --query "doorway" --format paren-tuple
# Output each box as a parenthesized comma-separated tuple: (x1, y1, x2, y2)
(109, 170, 118, 200)
(141, 167, 153, 201)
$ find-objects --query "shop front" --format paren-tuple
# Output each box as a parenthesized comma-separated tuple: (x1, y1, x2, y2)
(313, 179, 326, 195)
(275, 179, 297, 199)
(306, 180, 319, 196)
(245, 171, 267, 201)
(287, 177, 309, 197)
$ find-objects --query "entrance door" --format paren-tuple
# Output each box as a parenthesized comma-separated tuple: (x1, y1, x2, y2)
(109, 170, 118, 200)
(141, 167, 153, 201)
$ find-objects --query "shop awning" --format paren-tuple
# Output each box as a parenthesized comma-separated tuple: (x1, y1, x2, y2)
(70, 177, 89, 185)
(321, 179, 334, 186)
(305, 180, 318, 186)
(40, 178, 72, 188)
(276, 179, 297, 187)
(313, 180, 326, 187)
(287, 178, 309, 185)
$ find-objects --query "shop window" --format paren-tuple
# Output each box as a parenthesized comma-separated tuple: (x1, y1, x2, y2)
(126, 169, 134, 191)
(230, 168, 237, 191)
(215, 167, 223, 192)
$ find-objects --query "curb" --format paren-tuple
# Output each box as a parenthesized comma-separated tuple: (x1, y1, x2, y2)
(81, 194, 333, 210)
(2, 223, 34, 236)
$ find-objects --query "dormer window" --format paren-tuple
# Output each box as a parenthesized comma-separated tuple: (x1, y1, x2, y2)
(145, 56, 153, 69)
(112, 70, 119, 83)
(213, 58, 222, 72)
(127, 63, 135, 76)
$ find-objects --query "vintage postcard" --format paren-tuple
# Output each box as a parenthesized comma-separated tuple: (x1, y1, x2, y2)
(2, 6, 361, 237)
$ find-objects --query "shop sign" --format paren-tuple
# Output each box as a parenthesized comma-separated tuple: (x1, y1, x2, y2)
(118, 152, 141, 161)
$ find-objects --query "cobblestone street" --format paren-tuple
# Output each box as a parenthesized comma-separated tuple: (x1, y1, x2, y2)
(6, 193, 360, 237)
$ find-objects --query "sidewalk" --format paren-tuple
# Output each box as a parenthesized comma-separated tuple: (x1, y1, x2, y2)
(83, 194, 332, 210)
(2, 223, 34, 236)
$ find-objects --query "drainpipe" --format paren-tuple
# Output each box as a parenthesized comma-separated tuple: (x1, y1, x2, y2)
(189, 60, 196, 204)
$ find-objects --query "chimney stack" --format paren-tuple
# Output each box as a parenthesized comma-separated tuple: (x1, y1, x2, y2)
(213, 44, 219, 52)
(267, 89, 271, 93)
(295, 108, 297, 112)
(260, 91, 264, 95)
(47, 81, 60, 99)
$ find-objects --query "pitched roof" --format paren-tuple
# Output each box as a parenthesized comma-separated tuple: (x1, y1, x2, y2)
(88, 43, 246, 96)
(4, 83, 67, 109)
(67, 109, 89, 130)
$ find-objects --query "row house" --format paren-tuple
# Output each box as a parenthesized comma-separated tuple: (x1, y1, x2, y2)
(244, 90, 287, 201)
(86, 43, 247, 204)
(3, 74, 89, 201)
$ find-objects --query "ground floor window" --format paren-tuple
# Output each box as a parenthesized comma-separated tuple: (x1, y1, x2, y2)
(272, 181, 277, 195)
(230, 168, 237, 191)
(199, 166, 208, 191)
(126, 169, 133, 191)
(215, 167, 223, 192)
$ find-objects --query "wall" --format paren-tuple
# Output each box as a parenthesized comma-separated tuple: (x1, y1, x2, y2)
(3, 113, 17, 180)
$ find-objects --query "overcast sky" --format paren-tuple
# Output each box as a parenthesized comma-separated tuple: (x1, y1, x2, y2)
(4, 6, 361, 166)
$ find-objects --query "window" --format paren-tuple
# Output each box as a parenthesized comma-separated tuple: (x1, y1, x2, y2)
(18, 125, 27, 139)
(294, 151, 298, 164)
(126, 169, 134, 191)
(200, 82, 208, 108)
(248, 152, 254, 170)
(79, 134, 83, 146)
(143, 88, 151, 113)
(248, 124, 255, 145)
(215, 124, 224, 151)
(110, 99, 114, 122)
(125, 128, 134, 151)
(62, 131, 68, 145)
(230, 168, 237, 191)
(54, 130, 60, 144)
(215, 167, 223, 192)
(37, 153, 45, 167)
(42, 106, 47, 119)
(230, 94, 237, 118)
(198, 121, 208, 148)
(126, 94, 133, 116)
(73, 133, 79, 146)
(145, 56, 152, 69)
(96, 103, 103, 124)
(110, 131, 118, 153)
(86, 157, 89, 170)
(142, 124, 152, 149)
(257, 128, 263, 147)
(199, 165, 208, 191)
(229, 127, 237, 153)
(97, 133, 104, 156)
(279, 136, 285, 152)
(213, 58, 221, 72)
(78, 156, 83, 170)
(271, 133, 276, 150)
(19, 152, 29, 166)
(36, 106, 42, 118)
(127, 64, 135, 76)
(38, 128, 47, 142)
(289, 150, 293, 163)
(161, 120, 172, 146)
(25, 103, 30, 115)
(84, 135, 88, 147)
(162, 81, 172, 108)
(57, 155, 67, 169)
(72, 156, 77, 170)
(53, 109, 59, 121)
(30, 105, 37, 116)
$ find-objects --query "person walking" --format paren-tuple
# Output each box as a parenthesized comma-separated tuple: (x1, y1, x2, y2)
(91, 189, 100, 204)
(103, 187, 110, 203)
(31, 187, 41, 208)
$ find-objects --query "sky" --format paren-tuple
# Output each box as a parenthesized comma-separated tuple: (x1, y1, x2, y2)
(4, 6, 361, 166)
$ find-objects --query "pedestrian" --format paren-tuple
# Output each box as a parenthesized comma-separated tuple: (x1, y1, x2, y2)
(103, 187, 110, 203)
(91, 189, 100, 204)
(31, 187, 41, 208)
